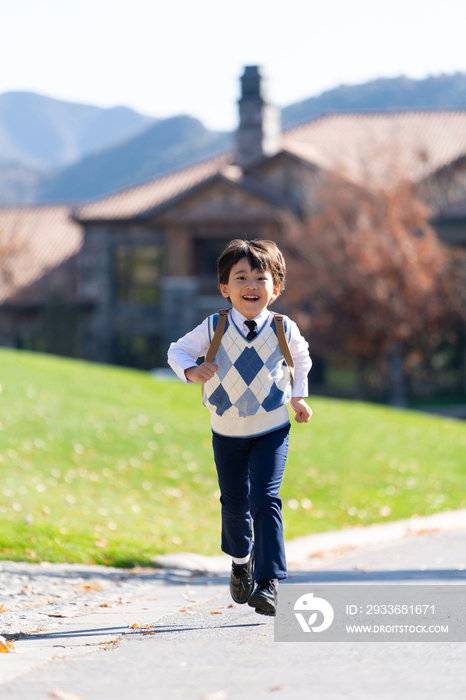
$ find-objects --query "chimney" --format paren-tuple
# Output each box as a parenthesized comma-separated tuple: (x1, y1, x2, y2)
(235, 66, 281, 169)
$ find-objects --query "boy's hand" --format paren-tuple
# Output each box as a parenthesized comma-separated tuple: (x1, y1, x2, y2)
(289, 397, 312, 424)
(185, 362, 219, 383)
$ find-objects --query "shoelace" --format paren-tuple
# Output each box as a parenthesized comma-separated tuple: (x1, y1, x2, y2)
(232, 562, 250, 578)
(255, 579, 275, 594)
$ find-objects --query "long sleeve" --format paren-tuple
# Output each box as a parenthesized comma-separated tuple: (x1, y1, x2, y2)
(167, 312, 312, 395)
(288, 320, 312, 397)
(167, 318, 211, 383)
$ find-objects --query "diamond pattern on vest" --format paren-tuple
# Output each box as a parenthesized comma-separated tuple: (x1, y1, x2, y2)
(261, 383, 285, 413)
(213, 342, 233, 381)
(207, 383, 233, 416)
(203, 314, 292, 419)
(264, 344, 286, 371)
(233, 347, 263, 386)
(234, 387, 261, 417)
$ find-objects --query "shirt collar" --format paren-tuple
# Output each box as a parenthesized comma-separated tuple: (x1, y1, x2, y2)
(231, 307, 271, 332)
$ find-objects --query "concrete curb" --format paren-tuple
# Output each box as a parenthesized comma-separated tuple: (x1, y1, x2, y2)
(152, 509, 466, 572)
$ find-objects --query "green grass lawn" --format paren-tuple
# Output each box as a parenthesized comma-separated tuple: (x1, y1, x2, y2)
(1, 348, 466, 567)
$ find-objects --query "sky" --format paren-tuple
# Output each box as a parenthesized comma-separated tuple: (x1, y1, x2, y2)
(2, 0, 466, 131)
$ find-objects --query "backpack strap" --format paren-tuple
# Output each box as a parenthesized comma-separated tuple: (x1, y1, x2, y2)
(204, 310, 295, 389)
(205, 309, 230, 363)
(273, 314, 295, 389)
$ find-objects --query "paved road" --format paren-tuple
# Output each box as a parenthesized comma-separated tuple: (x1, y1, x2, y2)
(1, 523, 466, 699)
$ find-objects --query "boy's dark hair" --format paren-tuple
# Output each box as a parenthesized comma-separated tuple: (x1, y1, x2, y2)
(217, 239, 286, 299)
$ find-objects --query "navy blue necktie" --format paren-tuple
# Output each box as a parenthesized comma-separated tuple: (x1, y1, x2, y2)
(244, 320, 257, 340)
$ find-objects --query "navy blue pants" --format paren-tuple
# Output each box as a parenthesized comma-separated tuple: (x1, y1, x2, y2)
(212, 424, 290, 581)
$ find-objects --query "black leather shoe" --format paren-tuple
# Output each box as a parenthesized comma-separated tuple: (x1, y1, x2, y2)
(229, 546, 255, 604)
(248, 579, 278, 616)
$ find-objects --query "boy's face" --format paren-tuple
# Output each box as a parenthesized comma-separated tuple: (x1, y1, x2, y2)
(220, 257, 280, 320)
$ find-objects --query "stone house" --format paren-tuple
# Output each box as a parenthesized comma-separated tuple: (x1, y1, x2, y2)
(1, 66, 466, 375)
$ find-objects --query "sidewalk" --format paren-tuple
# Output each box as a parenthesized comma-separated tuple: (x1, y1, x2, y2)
(1, 510, 466, 699)
(151, 508, 466, 572)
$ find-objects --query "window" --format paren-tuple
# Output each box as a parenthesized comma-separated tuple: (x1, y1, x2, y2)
(195, 238, 233, 294)
(115, 246, 162, 303)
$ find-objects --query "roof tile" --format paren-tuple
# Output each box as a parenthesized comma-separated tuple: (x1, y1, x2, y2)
(0, 205, 83, 303)
(74, 153, 233, 221)
(282, 110, 466, 185)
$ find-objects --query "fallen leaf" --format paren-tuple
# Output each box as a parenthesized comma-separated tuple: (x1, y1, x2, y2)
(99, 603, 114, 608)
(99, 638, 120, 650)
(178, 606, 195, 614)
(49, 690, 84, 700)
(210, 610, 224, 615)
(82, 581, 103, 592)
(0, 604, 9, 613)
(0, 636, 16, 653)
(227, 604, 238, 609)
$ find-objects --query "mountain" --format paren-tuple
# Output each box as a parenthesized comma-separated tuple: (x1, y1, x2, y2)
(38, 115, 233, 202)
(0, 92, 154, 170)
(281, 73, 466, 127)
(0, 160, 43, 204)
(4, 73, 466, 205)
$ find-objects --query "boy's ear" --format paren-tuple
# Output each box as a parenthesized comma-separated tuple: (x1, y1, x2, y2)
(220, 284, 229, 298)
(271, 284, 280, 301)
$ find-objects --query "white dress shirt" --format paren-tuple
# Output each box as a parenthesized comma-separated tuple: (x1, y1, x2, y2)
(167, 307, 312, 398)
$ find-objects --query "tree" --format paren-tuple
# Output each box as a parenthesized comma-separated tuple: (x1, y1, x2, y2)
(0, 222, 27, 301)
(282, 174, 466, 404)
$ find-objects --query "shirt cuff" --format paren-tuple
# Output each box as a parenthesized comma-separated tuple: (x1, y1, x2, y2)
(172, 361, 199, 384)
(291, 379, 309, 398)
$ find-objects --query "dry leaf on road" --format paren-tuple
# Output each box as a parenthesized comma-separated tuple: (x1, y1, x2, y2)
(178, 606, 195, 614)
(0, 636, 15, 653)
(81, 581, 103, 592)
(49, 690, 84, 700)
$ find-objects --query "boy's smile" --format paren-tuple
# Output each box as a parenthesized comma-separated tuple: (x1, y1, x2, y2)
(220, 258, 279, 320)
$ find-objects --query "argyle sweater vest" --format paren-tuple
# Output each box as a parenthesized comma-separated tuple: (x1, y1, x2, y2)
(203, 312, 292, 437)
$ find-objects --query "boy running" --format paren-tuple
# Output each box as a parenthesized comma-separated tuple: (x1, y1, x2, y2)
(167, 239, 312, 616)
